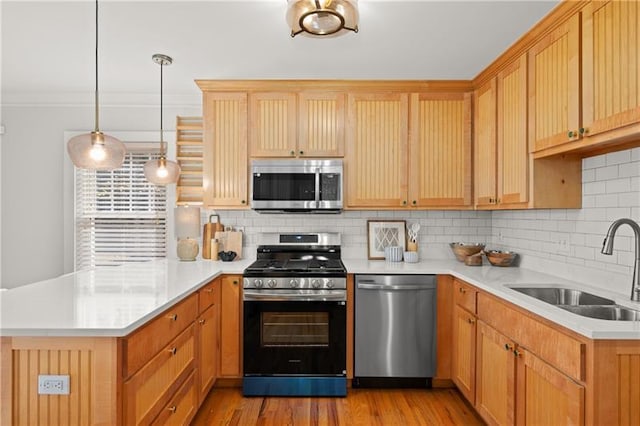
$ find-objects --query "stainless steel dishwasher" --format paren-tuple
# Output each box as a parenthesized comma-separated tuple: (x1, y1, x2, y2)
(354, 274, 437, 388)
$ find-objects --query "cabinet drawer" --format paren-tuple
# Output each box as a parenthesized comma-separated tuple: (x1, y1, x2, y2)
(123, 324, 196, 426)
(198, 279, 219, 313)
(124, 293, 198, 378)
(151, 370, 198, 426)
(477, 293, 585, 382)
(454, 279, 477, 314)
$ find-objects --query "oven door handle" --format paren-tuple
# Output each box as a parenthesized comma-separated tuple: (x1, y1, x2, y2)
(243, 290, 346, 302)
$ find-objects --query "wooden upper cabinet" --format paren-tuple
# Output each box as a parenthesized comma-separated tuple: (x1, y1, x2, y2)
(582, 0, 640, 137)
(497, 54, 529, 208)
(346, 93, 409, 208)
(409, 93, 472, 208)
(528, 13, 581, 153)
(298, 92, 345, 157)
(203, 92, 248, 208)
(249, 92, 297, 157)
(474, 79, 498, 208)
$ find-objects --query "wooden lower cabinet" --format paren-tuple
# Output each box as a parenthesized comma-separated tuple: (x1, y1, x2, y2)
(151, 371, 198, 426)
(475, 321, 516, 426)
(219, 275, 242, 378)
(197, 304, 218, 403)
(452, 304, 476, 403)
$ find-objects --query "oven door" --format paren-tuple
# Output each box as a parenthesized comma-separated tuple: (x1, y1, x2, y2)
(243, 292, 346, 376)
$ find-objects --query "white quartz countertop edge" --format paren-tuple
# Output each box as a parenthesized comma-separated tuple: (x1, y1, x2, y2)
(344, 259, 640, 340)
(3, 258, 640, 340)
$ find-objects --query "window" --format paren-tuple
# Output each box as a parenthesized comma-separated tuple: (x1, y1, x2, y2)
(75, 146, 167, 270)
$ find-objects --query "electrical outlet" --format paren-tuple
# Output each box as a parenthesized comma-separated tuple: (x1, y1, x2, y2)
(498, 231, 504, 241)
(38, 375, 70, 395)
(558, 238, 570, 254)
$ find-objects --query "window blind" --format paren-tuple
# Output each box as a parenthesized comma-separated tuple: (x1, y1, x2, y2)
(75, 150, 167, 270)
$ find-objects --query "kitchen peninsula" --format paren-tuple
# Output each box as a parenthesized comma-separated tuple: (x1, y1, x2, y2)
(3, 258, 640, 425)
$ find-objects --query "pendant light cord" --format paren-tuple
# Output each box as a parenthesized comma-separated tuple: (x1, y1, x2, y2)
(94, 0, 100, 133)
(160, 59, 165, 157)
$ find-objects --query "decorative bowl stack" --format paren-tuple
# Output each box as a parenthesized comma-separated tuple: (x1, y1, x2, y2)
(449, 242, 485, 262)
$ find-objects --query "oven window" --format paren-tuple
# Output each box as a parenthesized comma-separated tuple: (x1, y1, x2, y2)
(261, 312, 329, 347)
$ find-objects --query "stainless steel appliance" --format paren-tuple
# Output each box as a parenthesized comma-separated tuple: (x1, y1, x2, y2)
(250, 159, 343, 213)
(242, 232, 347, 396)
(354, 274, 437, 387)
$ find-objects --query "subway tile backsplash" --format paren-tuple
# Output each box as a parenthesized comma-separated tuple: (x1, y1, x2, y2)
(207, 147, 640, 296)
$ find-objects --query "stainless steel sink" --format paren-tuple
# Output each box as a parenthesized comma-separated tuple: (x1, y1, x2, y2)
(509, 286, 640, 321)
(509, 287, 615, 306)
(559, 305, 640, 321)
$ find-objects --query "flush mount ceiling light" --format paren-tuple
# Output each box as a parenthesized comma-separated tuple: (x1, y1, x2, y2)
(67, 0, 125, 170)
(286, 0, 359, 38)
(144, 54, 181, 185)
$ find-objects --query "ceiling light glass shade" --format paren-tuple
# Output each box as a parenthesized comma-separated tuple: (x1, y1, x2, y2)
(144, 156, 181, 185)
(67, 131, 126, 170)
(286, 0, 358, 38)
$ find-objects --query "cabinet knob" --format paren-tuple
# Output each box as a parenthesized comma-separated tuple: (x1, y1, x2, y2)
(459, 287, 466, 294)
(513, 349, 522, 357)
(504, 343, 513, 351)
(402, 200, 407, 206)
(204, 288, 213, 293)
(412, 200, 417, 205)
(568, 130, 578, 138)
(299, 150, 304, 155)
(497, 198, 501, 204)
(168, 347, 177, 356)
(290, 150, 295, 156)
(579, 127, 588, 135)
(168, 405, 177, 414)
(233, 280, 238, 285)
(199, 319, 206, 325)
(467, 318, 475, 324)
(167, 313, 178, 321)
(241, 200, 246, 204)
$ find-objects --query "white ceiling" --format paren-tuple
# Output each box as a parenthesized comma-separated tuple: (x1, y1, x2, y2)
(1, 1, 558, 103)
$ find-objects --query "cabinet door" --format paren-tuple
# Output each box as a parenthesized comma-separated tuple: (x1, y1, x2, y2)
(219, 275, 242, 378)
(474, 79, 498, 208)
(497, 55, 529, 207)
(476, 321, 516, 426)
(346, 93, 409, 207)
(298, 92, 345, 157)
(452, 305, 476, 404)
(528, 14, 580, 153)
(197, 303, 218, 404)
(516, 347, 584, 426)
(409, 93, 472, 208)
(203, 92, 248, 208)
(582, 1, 640, 137)
(249, 92, 297, 157)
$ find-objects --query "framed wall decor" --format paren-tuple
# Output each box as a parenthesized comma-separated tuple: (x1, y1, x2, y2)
(367, 220, 407, 259)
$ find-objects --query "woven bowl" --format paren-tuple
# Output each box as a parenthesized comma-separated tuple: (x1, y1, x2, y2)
(485, 250, 518, 267)
(449, 242, 486, 262)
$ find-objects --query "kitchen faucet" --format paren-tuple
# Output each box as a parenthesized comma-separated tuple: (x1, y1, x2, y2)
(601, 218, 640, 301)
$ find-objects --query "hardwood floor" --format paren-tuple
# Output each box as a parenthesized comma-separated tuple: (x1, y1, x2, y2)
(192, 387, 484, 425)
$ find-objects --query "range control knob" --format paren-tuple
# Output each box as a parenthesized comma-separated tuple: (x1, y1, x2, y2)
(326, 279, 335, 289)
(311, 279, 321, 289)
(253, 279, 263, 288)
(267, 279, 277, 288)
(289, 279, 299, 288)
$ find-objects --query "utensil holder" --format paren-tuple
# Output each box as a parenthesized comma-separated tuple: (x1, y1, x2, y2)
(384, 246, 403, 262)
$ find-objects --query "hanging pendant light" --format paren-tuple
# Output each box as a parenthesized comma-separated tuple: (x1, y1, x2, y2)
(144, 54, 181, 185)
(67, 0, 125, 170)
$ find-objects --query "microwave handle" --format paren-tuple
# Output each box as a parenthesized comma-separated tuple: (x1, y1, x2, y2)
(314, 167, 320, 208)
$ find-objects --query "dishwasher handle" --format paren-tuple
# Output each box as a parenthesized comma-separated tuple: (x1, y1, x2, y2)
(357, 282, 436, 291)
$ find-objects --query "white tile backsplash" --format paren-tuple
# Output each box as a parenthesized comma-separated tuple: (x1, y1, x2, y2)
(206, 147, 640, 297)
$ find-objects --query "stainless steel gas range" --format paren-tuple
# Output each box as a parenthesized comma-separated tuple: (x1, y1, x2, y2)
(242, 232, 347, 397)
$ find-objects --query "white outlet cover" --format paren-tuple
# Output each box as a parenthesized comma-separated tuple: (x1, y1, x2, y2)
(38, 374, 70, 395)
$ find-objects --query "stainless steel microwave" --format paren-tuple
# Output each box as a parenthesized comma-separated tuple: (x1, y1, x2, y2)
(250, 159, 343, 213)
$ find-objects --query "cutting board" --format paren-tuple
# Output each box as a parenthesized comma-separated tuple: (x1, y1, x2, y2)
(214, 231, 243, 260)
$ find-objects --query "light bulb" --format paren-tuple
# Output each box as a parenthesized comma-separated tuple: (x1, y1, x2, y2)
(156, 166, 169, 178)
(89, 143, 106, 161)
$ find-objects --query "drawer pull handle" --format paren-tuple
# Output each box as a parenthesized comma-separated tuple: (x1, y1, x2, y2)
(199, 319, 206, 325)
(168, 347, 177, 356)
(168, 405, 177, 414)
(167, 314, 178, 321)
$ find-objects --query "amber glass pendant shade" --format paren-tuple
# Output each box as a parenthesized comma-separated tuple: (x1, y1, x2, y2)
(67, 0, 125, 171)
(286, 0, 359, 38)
(144, 54, 181, 185)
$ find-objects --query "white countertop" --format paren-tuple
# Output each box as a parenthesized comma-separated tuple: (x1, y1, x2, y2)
(0, 259, 252, 337)
(2, 257, 640, 340)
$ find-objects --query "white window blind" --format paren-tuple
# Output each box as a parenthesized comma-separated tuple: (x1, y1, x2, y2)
(75, 149, 167, 270)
